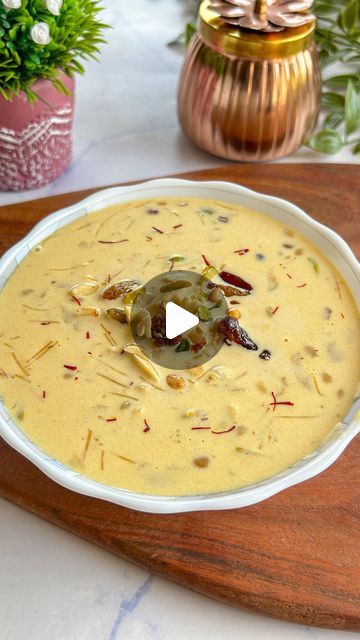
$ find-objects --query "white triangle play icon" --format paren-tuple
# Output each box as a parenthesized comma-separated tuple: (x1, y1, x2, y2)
(165, 301, 199, 340)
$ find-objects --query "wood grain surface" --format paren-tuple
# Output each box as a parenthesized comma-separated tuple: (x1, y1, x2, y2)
(0, 164, 359, 630)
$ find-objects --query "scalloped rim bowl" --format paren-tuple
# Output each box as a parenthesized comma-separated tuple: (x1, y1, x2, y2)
(0, 179, 359, 513)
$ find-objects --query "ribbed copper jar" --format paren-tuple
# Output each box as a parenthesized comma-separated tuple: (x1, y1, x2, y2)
(178, 0, 321, 161)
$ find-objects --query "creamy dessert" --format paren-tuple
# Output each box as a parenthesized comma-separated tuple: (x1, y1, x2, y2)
(0, 197, 359, 496)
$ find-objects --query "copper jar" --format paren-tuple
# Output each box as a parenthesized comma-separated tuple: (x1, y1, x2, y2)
(178, 0, 321, 162)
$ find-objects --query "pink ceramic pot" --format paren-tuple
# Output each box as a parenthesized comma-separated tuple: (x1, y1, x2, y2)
(0, 74, 75, 192)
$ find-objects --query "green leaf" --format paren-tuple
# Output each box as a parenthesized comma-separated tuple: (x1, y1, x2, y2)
(324, 111, 344, 129)
(352, 141, 360, 154)
(325, 74, 360, 90)
(28, 53, 40, 65)
(314, 3, 338, 15)
(321, 92, 345, 111)
(345, 80, 360, 135)
(320, 49, 354, 67)
(185, 22, 196, 46)
(307, 130, 342, 154)
(339, 0, 358, 33)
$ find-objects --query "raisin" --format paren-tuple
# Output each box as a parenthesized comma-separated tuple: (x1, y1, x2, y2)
(151, 314, 181, 346)
(217, 316, 258, 351)
(259, 349, 271, 360)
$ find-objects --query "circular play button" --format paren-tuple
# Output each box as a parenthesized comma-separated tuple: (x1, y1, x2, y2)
(129, 269, 229, 370)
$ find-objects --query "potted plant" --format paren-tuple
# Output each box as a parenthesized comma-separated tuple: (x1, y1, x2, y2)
(0, 0, 108, 192)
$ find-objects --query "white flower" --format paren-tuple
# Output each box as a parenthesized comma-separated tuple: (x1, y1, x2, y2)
(45, 0, 62, 16)
(30, 22, 51, 45)
(2, 0, 22, 9)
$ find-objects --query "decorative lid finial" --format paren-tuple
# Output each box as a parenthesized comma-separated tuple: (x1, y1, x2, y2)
(209, 0, 315, 33)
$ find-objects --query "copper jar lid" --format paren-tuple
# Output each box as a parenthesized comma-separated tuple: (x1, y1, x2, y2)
(199, 0, 316, 59)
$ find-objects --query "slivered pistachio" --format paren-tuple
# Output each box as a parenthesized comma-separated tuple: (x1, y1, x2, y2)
(102, 279, 141, 300)
(175, 338, 190, 352)
(202, 265, 218, 279)
(106, 308, 127, 323)
(197, 305, 212, 322)
(123, 286, 144, 305)
(160, 279, 192, 293)
(69, 282, 99, 297)
(308, 257, 319, 273)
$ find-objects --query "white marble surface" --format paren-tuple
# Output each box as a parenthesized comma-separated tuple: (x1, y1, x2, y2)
(0, 1, 359, 639)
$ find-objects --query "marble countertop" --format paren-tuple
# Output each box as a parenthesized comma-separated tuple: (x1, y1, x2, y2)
(0, 1, 358, 638)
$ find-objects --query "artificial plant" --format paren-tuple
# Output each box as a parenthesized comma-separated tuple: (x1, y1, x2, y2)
(0, 0, 108, 102)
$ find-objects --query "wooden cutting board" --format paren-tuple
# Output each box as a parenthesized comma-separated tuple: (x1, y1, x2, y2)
(0, 164, 359, 630)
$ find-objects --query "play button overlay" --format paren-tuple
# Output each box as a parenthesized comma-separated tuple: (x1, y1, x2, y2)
(165, 302, 199, 339)
(129, 269, 229, 370)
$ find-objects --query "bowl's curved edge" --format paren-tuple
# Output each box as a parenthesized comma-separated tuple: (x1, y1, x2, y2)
(0, 178, 359, 514)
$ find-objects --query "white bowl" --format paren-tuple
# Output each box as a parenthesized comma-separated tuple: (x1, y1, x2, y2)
(0, 179, 359, 513)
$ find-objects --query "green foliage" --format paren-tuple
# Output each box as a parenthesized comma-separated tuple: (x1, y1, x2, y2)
(311, 0, 360, 154)
(0, 0, 109, 102)
(173, 0, 360, 155)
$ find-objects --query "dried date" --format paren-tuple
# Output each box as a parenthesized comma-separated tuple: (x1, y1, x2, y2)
(217, 316, 258, 351)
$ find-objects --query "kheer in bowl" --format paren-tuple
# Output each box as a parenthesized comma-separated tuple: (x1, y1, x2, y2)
(0, 179, 359, 513)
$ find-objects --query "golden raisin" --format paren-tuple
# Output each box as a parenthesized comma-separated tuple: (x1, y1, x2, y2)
(166, 374, 185, 390)
(227, 308, 241, 320)
(193, 456, 209, 468)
